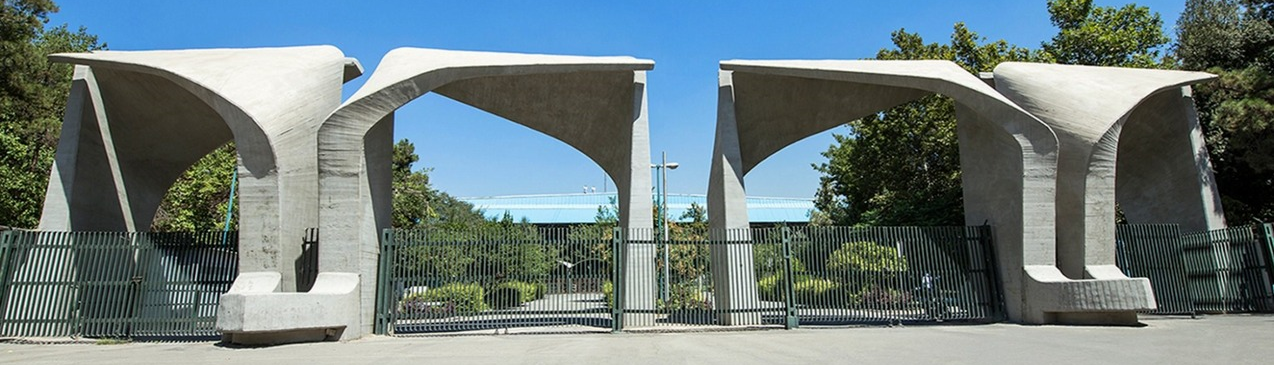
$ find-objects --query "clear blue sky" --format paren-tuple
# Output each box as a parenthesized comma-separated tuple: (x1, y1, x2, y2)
(49, 0, 1186, 199)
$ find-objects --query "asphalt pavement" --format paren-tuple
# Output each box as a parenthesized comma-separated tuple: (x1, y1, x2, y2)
(3, 314, 1272, 365)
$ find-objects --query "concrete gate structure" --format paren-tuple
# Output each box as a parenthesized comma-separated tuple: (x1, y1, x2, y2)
(708, 59, 1223, 325)
(311, 48, 657, 339)
(33, 46, 359, 337)
(38, 46, 656, 344)
(36, 45, 1230, 341)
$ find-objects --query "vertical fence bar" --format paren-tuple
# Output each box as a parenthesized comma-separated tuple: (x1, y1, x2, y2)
(611, 227, 623, 332)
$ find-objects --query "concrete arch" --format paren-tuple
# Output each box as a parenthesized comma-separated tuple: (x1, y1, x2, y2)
(315, 48, 655, 339)
(45, 46, 352, 291)
(711, 60, 1158, 325)
(991, 63, 1221, 285)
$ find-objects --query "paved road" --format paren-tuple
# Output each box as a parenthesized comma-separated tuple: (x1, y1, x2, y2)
(3, 315, 1272, 365)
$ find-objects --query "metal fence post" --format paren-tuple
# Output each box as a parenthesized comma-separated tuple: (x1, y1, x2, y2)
(979, 224, 1007, 320)
(374, 229, 392, 335)
(611, 227, 624, 333)
(0, 230, 13, 330)
(781, 227, 798, 329)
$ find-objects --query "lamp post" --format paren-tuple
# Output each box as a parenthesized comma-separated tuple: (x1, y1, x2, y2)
(560, 258, 603, 296)
(652, 152, 679, 301)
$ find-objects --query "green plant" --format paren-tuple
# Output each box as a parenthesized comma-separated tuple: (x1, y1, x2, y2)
(658, 283, 713, 311)
(792, 277, 849, 307)
(757, 273, 783, 302)
(485, 286, 523, 309)
(602, 280, 614, 308)
(826, 241, 908, 273)
(492, 281, 545, 303)
(401, 282, 488, 315)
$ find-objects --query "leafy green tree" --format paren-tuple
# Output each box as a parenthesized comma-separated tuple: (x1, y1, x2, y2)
(815, 24, 1045, 227)
(390, 138, 488, 229)
(152, 144, 238, 231)
(1043, 0, 1172, 67)
(815, 1, 1170, 227)
(1176, 0, 1274, 222)
(0, 0, 104, 228)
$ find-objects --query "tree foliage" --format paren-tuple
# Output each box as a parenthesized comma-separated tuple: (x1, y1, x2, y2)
(1176, 0, 1274, 221)
(391, 138, 490, 229)
(0, 0, 104, 227)
(815, 2, 1170, 227)
(151, 144, 238, 231)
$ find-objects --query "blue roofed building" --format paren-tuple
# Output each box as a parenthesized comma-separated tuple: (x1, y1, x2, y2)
(460, 192, 815, 226)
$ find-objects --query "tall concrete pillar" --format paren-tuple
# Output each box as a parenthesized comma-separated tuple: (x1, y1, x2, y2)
(993, 63, 1218, 324)
(707, 70, 761, 325)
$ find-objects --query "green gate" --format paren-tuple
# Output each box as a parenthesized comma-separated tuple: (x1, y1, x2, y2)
(1117, 223, 1274, 315)
(375, 225, 1004, 335)
(0, 230, 237, 339)
(374, 226, 618, 334)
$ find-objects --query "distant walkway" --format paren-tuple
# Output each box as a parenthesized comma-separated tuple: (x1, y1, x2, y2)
(4, 315, 1273, 365)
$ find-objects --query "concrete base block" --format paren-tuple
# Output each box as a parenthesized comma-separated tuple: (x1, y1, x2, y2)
(216, 272, 361, 345)
(1023, 265, 1155, 325)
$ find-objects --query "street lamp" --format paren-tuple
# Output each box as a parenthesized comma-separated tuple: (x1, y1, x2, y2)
(560, 258, 603, 295)
(651, 151, 679, 301)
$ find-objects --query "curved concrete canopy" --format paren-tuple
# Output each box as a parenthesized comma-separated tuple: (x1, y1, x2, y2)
(316, 47, 655, 338)
(992, 63, 1220, 283)
(712, 59, 1071, 324)
(712, 59, 1166, 324)
(46, 46, 350, 292)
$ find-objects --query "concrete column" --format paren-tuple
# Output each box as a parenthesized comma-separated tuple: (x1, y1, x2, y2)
(707, 71, 761, 326)
(617, 71, 656, 327)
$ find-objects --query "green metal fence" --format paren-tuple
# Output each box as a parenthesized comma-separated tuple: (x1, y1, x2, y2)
(1116, 223, 1274, 315)
(375, 226, 616, 334)
(0, 230, 237, 339)
(376, 225, 1003, 335)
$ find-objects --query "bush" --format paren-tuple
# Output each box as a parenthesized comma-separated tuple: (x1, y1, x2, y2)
(856, 286, 912, 307)
(492, 281, 545, 304)
(400, 282, 488, 316)
(602, 280, 614, 308)
(485, 286, 523, 309)
(757, 273, 783, 302)
(792, 277, 849, 307)
(659, 283, 712, 311)
(826, 241, 908, 273)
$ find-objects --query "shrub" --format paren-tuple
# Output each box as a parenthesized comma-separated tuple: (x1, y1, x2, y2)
(400, 282, 487, 315)
(492, 281, 545, 303)
(757, 273, 783, 302)
(659, 283, 713, 311)
(826, 241, 908, 273)
(485, 286, 523, 309)
(602, 280, 614, 308)
(792, 277, 849, 307)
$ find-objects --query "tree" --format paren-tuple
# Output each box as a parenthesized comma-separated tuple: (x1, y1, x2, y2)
(1176, 0, 1274, 222)
(1043, 0, 1172, 67)
(814, 2, 1170, 227)
(814, 23, 1046, 227)
(152, 144, 238, 231)
(390, 138, 488, 229)
(0, 0, 104, 227)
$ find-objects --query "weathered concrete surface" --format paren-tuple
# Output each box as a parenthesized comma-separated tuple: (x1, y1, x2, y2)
(40, 47, 350, 340)
(318, 48, 656, 337)
(992, 63, 1222, 295)
(46, 46, 349, 292)
(4, 316, 1272, 365)
(217, 272, 360, 345)
(711, 60, 1064, 324)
